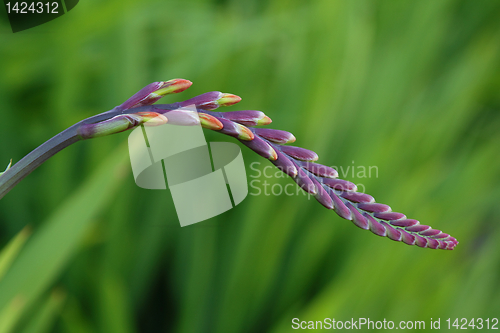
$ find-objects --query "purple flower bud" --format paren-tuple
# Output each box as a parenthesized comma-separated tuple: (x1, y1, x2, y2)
(400, 230, 416, 245)
(272, 151, 298, 177)
(414, 235, 428, 248)
(373, 212, 406, 221)
(364, 213, 387, 237)
(328, 188, 352, 220)
(179, 92, 241, 110)
(221, 110, 272, 126)
(281, 146, 318, 161)
(427, 238, 440, 249)
(381, 222, 402, 241)
(311, 178, 333, 209)
(119, 82, 163, 109)
(357, 203, 391, 213)
(446, 242, 456, 250)
(341, 191, 374, 203)
(179, 91, 223, 109)
(214, 116, 253, 140)
(405, 225, 431, 233)
(254, 128, 296, 144)
(291, 160, 317, 194)
(419, 229, 442, 237)
(119, 79, 192, 110)
(240, 135, 278, 161)
(215, 117, 240, 138)
(322, 178, 357, 192)
(345, 202, 369, 229)
(302, 162, 338, 178)
(446, 240, 458, 250)
(389, 219, 419, 227)
(432, 233, 449, 239)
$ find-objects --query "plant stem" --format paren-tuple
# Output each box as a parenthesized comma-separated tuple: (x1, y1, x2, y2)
(0, 104, 182, 200)
(0, 125, 80, 200)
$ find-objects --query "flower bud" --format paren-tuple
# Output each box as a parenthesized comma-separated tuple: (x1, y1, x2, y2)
(254, 128, 295, 144)
(272, 151, 298, 177)
(216, 93, 241, 107)
(311, 178, 333, 209)
(78, 112, 167, 139)
(119, 79, 192, 110)
(382, 222, 402, 241)
(240, 136, 278, 161)
(198, 112, 223, 130)
(356, 202, 391, 213)
(365, 213, 386, 237)
(345, 202, 369, 229)
(235, 123, 255, 141)
(302, 162, 338, 178)
(220, 110, 272, 126)
(281, 146, 318, 161)
(180, 92, 242, 110)
(322, 178, 357, 192)
(136, 112, 168, 126)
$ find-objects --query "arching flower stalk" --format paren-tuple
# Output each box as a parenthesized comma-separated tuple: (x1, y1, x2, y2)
(0, 80, 458, 250)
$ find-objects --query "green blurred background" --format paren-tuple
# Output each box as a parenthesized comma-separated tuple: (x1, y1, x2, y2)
(1, 0, 500, 332)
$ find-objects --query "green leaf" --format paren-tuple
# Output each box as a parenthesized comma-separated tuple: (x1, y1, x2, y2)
(0, 144, 129, 330)
(19, 289, 66, 333)
(0, 296, 25, 333)
(0, 226, 31, 281)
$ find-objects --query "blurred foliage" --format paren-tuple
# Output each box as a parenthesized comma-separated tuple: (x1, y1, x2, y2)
(1, 0, 500, 332)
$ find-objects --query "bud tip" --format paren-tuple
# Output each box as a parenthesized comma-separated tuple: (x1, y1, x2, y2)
(257, 115, 272, 125)
(236, 124, 255, 141)
(155, 79, 193, 96)
(218, 93, 242, 107)
(199, 113, 224, 130)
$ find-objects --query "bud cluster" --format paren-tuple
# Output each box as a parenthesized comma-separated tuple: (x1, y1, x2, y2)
(77, 79, 458, 250)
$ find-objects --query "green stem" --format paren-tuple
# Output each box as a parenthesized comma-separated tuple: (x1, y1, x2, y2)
(0, 125, 81, 200)
(0, 106, 144, 200)
(0, 103, 180, 200)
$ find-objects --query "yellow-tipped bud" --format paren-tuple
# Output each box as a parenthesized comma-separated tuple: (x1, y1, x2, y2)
(236, 124, 255, 141)
(199, 113, 224, 130)
(136, 112, 169, 126)
(217, 93, 241, 107)
(256, 115, 272, 126)
(154, 79, 193, 96)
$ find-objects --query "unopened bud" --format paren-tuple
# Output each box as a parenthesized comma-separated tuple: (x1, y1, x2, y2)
(119, 79, 192, 110)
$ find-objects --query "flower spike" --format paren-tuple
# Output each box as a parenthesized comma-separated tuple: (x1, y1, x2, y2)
(0, 78, 459, 251)
(120, 80, 458, 250)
